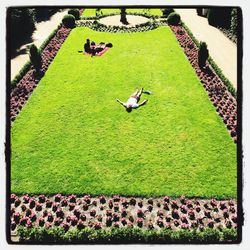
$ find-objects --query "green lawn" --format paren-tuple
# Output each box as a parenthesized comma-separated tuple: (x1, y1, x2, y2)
(82, 8, 162, 17)
(11, 26, 236, 198)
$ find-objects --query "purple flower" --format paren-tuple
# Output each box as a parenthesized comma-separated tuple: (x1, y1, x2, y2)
(163, 196, 170, 203)
(157, 218, 164, 228)
(54, 194, 62, 202)
(99, 196, 106, 204)
(137, 218, 143, 227)
(23, 194, 30, 203)
(68, 194, 76, 203)
(11, 194, 17, 203)
(137, 209, 144, 218)
(62, 221, 70, 231)
(129, 197, 136, 206)
(90, 209, 96, 217)
(38, 194, 46, 203)
(121, 218, 127, 225)
(77, 220, 85, 230)
(38, 217, 45, 226)
(13, 212, 21, 223)
(181, 223, 189, 229)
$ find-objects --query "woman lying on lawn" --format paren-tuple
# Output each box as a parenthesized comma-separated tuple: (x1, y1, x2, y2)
(116, 88, 151, 113)
(84, 39, 109, 56)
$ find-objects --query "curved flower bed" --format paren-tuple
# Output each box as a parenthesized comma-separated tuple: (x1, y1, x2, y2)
(76, 19, 165, 33)
(169, 24, 237, 143)
(10, 194, 237, 236)
(10, 26, 72, 123)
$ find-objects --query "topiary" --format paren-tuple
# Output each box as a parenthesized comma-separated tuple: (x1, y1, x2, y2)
(29, 44, 42, 71)
(162, 8, 174, 18)
(62, 14, 75, 28)
(198, 41, 209, 68)
(68, 9, 80, 20)
(167, 12, 181, 25)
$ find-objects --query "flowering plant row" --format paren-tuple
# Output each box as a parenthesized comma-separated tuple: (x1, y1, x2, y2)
(10, 194, 237, 235)
(169, 24, 237, 143)
(10, 24, 72, 123)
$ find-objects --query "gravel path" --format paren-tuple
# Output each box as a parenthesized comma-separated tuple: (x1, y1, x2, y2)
(11, 9, 68, 80)
(175, 9, 237, 89)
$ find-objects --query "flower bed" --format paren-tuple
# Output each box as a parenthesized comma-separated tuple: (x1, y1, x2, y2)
(169, 24, 237, 142)
(10, 26, 71, 123)
(10, 194, 237, 240)
(77, 19, 164, 33)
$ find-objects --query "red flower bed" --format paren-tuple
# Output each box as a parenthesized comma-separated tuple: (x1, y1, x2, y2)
(10, 194, 237, 234)
(169, 24, 237, 143)
(10, 26, 71, 123)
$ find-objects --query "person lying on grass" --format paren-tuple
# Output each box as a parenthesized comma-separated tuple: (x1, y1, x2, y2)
(116, 88, 151, 113)
(84, 39, 108, 57)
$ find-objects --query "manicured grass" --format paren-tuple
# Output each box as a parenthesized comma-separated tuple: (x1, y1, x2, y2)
(11, 26, 236, 198)
(82, 8, 162, 17)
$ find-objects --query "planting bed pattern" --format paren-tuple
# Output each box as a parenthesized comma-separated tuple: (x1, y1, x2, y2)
(169, 24, 237, 143)
(10, 26, 71, 123)
(10, 194, 237, 235)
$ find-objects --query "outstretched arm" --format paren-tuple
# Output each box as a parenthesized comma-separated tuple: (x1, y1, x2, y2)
(116, 99, 126, 107)
(138, 99, 148, 107)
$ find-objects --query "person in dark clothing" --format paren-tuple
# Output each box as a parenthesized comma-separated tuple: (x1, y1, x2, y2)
(84, 39, 94, 55)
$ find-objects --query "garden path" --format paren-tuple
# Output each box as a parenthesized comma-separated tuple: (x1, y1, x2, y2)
(11, 9, 68, 80)
(175, 9, 237, 89)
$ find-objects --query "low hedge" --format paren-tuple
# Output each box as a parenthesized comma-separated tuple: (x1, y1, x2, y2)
(181, 22, 236, 99)
(17, 226, 238, 243)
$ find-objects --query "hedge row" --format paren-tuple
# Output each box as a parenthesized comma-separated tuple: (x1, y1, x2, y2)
(16, 226, 238, 243)
(181, 22, 237, 98)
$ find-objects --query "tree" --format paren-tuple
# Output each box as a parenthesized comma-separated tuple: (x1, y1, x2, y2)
(198, 42, 209, 69)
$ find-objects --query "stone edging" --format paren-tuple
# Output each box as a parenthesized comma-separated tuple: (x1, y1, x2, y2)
(169, 24, 237, 143)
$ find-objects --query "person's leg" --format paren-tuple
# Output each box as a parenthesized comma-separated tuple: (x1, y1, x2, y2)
(131, 88, 139, 97)
(137, 88, 144, 98)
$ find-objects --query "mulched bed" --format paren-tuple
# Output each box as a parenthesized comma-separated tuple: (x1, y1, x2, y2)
(10, 26, 71, 123)
(169, 24, 237, 143)
(10, 194, 237, 234)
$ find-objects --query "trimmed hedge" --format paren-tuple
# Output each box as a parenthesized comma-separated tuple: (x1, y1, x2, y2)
(68, 9, 80, 20)
(181, 22, 236, 98)
(198, 41, 209, 68)
(162, 8, 174, 18)
(167, 12, 181, 25)
(62, 14, 75, 29)
(17, 226, 238, 243)
(29, 44, 42, 71)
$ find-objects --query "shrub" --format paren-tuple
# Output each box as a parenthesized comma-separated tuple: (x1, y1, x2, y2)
(167, 12, 181, 25)
(198, 41, 209, 68)
(68, 9, 80, 20)
(162, 8, 174, 18)
(29, 44, 42, 71)
(62, 14, 75, 28)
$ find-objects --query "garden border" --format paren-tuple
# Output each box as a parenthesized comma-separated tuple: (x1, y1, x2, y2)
(169, 23, 237, 143)
(10, 23, 73, 123)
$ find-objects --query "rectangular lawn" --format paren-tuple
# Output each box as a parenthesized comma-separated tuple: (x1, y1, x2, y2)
(11, 26, 237, 198)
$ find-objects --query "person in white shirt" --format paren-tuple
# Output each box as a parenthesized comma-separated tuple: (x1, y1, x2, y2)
(116, 88, 148, 113)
